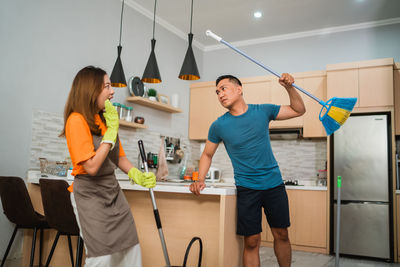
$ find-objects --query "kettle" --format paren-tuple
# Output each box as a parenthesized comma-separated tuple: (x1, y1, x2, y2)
(206, 167, 221, 182)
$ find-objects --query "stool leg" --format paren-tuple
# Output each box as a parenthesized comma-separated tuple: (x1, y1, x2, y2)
(39, 228, 44, 267)
(0, 226, 18, 267)
(45, 231, 61, 267)
(30, 227, 38, 267)
(67, 235, 74, 267)
(75, 237, 83, 267)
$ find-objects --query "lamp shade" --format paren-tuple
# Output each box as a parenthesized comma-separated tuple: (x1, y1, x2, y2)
(110, 45, 127, 87)
(142, 39, 161, 83)
(179, 33, 200, 80)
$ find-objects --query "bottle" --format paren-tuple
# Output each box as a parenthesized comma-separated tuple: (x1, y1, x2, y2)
(125, 106, 133, 122)
(178, 154, 188, 180)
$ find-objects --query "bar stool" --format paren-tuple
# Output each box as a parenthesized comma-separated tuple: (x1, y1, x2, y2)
(0, 176, 50, 267)
(39, 178, 84, 267)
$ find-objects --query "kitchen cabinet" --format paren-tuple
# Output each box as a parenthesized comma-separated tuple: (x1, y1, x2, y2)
(24, 177, 242, 267)
(327, 58, 394, 110)
(126, 96, 183, 113)
(261, 189, 328, 253)
(189, 75, 318, 140)
(189, 81, 226, 140)
(189, 76, 273, 140)
(394, 63, 400, 135)
(269, 76, 304, 129)
(302, 74, 327, 137)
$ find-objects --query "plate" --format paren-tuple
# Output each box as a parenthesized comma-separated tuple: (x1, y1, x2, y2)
(128, 76, 144, 96)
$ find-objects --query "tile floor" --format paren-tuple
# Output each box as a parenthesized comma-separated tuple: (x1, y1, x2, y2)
(3, 248, 400, 266)
(260, 247, 400, 267)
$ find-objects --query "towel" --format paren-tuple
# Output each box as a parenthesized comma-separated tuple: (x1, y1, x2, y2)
(156, 137, 169, 181)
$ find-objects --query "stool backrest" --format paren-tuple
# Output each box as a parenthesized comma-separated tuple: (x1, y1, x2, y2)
(39, 179, 80, 235)
(0, 176, 42, 227)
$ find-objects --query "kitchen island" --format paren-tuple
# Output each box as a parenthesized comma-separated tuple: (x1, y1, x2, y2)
(24, 171, 242, 267)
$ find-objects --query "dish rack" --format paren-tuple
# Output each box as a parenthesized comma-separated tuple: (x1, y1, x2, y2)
(39, 158, 69, 177)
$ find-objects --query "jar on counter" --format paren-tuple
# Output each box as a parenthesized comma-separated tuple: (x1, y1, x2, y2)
(125, 106, 133, 122)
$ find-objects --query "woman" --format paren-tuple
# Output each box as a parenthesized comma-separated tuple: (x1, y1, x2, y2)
(60, 66, 156, 266)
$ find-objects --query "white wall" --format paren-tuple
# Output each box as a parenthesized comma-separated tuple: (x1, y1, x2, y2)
(0, 0, 202, 258)
(202, 23, 400, 81)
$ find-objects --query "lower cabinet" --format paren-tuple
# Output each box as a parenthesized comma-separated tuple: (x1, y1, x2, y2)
(261, 189, 328, 253)
(397, 194, 400, 262)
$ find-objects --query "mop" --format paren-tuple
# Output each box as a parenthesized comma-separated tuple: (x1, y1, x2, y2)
(336, 176, 342, 267)
(138, 140, 203, 267)
(205, 30, 357, 136)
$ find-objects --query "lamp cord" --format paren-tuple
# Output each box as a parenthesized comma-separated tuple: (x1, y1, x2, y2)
(152, 0, 157, 39)
(119, 0, 125, 46)
(190, 0, 194, 34)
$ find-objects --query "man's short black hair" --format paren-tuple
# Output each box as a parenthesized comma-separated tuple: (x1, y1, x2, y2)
(216, 75, 242, 87)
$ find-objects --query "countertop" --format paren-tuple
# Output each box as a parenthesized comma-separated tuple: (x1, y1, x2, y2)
(27, 170, 327, 196)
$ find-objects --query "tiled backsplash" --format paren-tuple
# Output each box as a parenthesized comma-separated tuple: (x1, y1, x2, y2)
(202, 138, 327, 185)
(30, 110, 199, 178)
(30, 110, 326, 185)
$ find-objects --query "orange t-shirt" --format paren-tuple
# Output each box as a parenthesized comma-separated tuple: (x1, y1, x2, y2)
(66, 112, 125, 177)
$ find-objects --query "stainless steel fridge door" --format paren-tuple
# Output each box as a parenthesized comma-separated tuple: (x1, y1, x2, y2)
(333, 115, 389, 202)
(333, 202, 390, 259)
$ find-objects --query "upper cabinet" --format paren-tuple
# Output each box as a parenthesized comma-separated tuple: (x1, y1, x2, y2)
(189, 72, 327, 140)
(394, 63, 400, 135)
(189, 58, 394, 140)
(327, 58, 394, 109)
(189, 81, 225, 140)
(302, 72, 327, 138)
(269, 76, 304, 129)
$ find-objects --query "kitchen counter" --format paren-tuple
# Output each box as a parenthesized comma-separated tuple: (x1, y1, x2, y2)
(27, 170, 327, 194)
(24, 170, 242, 267)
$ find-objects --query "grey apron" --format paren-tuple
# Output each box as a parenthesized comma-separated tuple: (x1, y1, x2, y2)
(73, 135, 139, 257)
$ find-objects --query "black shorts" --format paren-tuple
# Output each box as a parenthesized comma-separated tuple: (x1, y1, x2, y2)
(236, 184, 290, 236)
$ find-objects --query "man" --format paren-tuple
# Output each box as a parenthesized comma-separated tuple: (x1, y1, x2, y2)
(189, 73, 305, 267)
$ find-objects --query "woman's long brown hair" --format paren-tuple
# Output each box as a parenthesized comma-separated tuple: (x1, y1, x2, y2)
(60, 66, 107, 137)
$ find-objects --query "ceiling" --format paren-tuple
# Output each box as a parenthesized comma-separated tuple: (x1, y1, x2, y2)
(126, 0, 400, 51)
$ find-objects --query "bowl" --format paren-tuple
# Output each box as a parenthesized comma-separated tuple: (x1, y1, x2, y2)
(134, 116, 145, 124)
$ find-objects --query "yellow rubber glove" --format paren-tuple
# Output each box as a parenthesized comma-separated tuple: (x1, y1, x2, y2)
(101, 99, 119, 149)
(128, 167, 156, 188)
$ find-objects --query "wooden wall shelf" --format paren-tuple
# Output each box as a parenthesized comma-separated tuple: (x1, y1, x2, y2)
(126, 96, 183, 113)
(119, 119, 148, 129)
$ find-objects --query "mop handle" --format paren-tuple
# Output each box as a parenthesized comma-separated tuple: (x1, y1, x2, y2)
(138, 140, 171, 267)
(335, 176, 342, 267)
(206, 30, 325, 105)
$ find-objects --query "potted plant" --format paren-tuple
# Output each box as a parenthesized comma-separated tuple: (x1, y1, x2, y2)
(147, 88, 157, 101)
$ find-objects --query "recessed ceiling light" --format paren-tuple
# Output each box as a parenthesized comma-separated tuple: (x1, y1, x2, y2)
(254, 11, 262, 18)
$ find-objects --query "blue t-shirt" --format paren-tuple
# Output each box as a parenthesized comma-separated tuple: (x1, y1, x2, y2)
(208, 104, 283, 190)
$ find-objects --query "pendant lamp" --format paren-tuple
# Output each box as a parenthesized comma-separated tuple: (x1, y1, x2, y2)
(142, 0, 161, 83)
(178, 0, 200, 80)
(110, 0, 127, 87)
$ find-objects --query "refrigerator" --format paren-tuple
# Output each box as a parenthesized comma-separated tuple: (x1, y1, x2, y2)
(331, 113, 393, 260)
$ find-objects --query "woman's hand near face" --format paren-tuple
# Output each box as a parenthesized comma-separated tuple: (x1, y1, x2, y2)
(101, 99, 119, 149)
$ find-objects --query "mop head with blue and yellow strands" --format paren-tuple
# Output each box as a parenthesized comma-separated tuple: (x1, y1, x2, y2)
(206, 30, 357, 135)
(319, 97, 358, 135)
